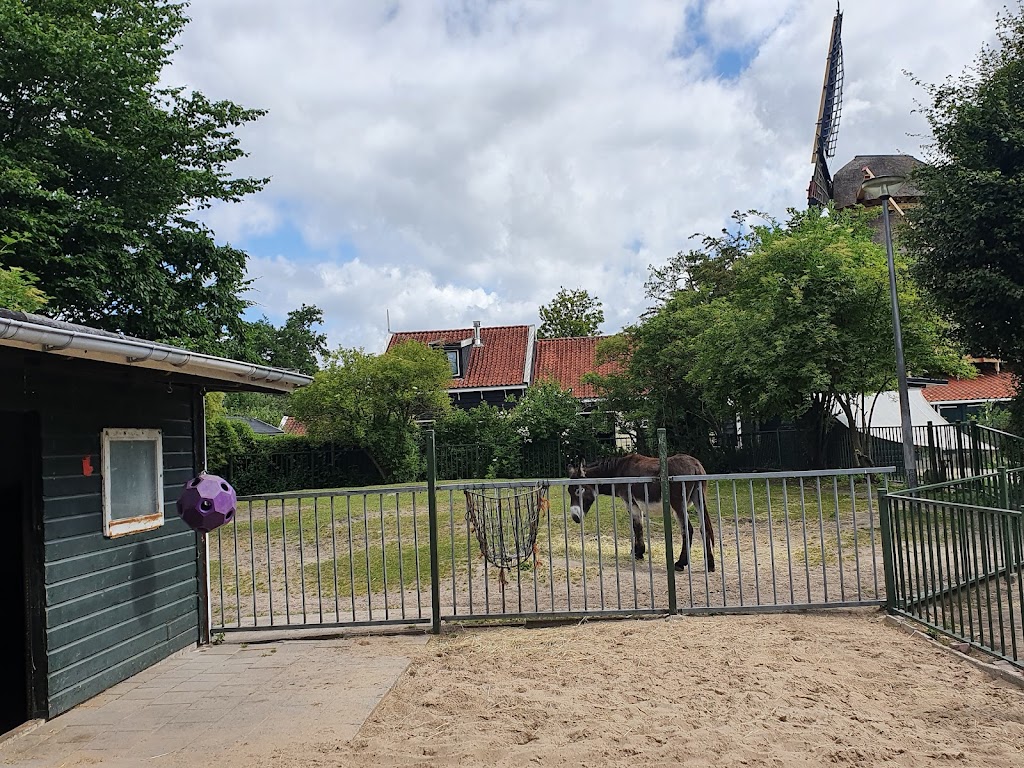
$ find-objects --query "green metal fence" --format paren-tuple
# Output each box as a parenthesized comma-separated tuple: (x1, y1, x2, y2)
(208, 429, 895, 635)
(881, 468, 1024, 669)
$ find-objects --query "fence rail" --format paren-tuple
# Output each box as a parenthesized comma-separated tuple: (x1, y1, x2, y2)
(882, 469, 1024, 669)
(208, 430, 894, 633)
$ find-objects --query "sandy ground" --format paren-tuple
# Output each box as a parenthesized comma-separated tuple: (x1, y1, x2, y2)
(257, 611, 1024, 768)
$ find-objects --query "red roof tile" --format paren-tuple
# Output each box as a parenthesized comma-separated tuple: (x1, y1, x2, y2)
(386, 325, 531, 389)
(533, 336, 622, 400)
(281, 416, 307, 436)
(920, 372, 1017, 404)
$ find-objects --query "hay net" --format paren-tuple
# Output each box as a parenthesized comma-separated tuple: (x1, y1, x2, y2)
(463, 484, 549, 570)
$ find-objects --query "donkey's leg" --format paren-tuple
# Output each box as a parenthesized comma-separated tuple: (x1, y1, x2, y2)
(671, 481, 694, 571)
(673, 510, 695, 571)
(630, 502, 646, 560)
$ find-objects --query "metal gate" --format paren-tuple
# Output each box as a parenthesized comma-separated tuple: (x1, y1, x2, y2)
(208, 434, 894, 634)
(881, 468, 1024, 669)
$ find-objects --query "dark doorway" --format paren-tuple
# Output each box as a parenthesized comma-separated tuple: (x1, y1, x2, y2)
(0, 412, 40, 734)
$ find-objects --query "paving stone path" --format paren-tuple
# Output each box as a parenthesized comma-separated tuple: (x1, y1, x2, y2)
(1, 632, 427, 768)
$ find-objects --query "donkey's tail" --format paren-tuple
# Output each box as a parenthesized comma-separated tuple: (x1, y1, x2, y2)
(700, 479, 715, 547)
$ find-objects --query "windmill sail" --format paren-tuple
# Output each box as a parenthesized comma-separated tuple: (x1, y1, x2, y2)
(807, 6, 844, 207)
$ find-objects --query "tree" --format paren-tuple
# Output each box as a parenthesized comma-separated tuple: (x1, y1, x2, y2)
(204, 392, 255, 476)
(288, 341, 452, 481)
(0, 1, 266, 346)
(592, 207, 972, 465)
(538, 287, 605, 338)
(644, 210, 762, 309)
(0, 233, 47, 312)
(905, 6, 1024, 366)
(225, 304, 328, 375)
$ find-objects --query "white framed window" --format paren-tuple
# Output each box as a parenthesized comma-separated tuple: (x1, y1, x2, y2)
(446, 348, 462, 377)
(101, 428, 165, 538)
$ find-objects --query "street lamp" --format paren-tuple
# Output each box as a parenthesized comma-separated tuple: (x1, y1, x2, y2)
(860, 174, 917, 487)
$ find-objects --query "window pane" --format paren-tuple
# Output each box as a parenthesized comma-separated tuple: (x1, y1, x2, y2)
(447, 350, 460, 376)
(109, 439, 159, 520)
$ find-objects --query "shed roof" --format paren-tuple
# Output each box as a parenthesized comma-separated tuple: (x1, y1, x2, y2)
(533, 336, 621, 400)
(227, 415, 286, 435)
(0, 309, 312, 394)
(386, 325, 533, 390)
(832, 389, 949, 446)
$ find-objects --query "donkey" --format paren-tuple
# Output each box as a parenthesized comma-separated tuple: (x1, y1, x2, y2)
(567, 453, 716, 572)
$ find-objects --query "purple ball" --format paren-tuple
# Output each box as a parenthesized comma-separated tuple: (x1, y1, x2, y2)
(176, 473, 237, 533)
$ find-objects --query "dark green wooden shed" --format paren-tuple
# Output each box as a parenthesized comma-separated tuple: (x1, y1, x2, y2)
(0, 309, 312, 736)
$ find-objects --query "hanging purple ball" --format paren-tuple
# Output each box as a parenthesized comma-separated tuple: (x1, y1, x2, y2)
(176, 473, 237, 534)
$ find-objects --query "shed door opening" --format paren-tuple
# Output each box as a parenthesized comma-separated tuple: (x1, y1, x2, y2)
(0, 412, 38, 735)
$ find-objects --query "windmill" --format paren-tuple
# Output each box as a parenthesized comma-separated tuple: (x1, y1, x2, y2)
(807, 5, 844, 207)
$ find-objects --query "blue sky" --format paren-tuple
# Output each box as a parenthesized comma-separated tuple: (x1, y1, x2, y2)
(167, 0, 1003, 352)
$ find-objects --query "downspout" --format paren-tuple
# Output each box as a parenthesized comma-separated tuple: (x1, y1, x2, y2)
(192, 388, 212, 646)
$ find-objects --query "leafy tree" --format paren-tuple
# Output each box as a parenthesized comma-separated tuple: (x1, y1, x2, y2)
(592, 207, 972, 465)
(904, 6, 1024, 419)
(288, 341, 452, 481)
(432, 403, 522, 478)
(509, 380, 587, 443)
(204, 392, 255, 476)
(644, 210, 762, 309)
(587, 324, 726, 459)
(0, 1, 266, 346)
(508, 380, 612, 467)
(0, 233, 47, 311)
(538, 287, 605, 338)
(226, 304, 328, 375)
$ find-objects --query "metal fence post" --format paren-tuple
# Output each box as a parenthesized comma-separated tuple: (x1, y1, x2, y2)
(954, 422, 966, 480)
(997, 466, 1014, 575)
(927, 421, 940, 482)
(426, 430, 442, 634)
(878, 490, 897, 612)
(657, 429, 678, 614)
(971, 421, 982, 476)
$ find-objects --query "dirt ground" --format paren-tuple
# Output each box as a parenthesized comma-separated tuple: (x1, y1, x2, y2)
(258, 610, 1024, 768)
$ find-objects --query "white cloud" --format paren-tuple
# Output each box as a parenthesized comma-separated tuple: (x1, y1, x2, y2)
(243, 254, 534, 353)
(166, 0, 1003, 350)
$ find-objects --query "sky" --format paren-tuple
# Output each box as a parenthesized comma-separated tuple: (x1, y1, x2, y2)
(166, 0, 1005, 353)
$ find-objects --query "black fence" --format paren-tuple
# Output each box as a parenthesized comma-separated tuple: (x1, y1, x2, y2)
(865, 422, 1024, 485)
(223, 422, 1024, 495)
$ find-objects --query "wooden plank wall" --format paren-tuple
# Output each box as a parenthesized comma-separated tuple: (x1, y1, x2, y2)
(1, 352, 200, 717)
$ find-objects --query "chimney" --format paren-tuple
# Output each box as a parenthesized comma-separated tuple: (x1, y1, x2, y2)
(472, 320, 483, 347)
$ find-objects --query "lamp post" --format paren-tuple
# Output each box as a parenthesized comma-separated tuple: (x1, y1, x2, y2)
(860, 174, 917, 487)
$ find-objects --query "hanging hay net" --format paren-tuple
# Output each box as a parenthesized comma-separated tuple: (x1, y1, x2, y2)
(463, 485, 549, 581)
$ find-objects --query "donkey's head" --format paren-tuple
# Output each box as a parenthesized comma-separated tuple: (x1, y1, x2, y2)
(567, 462, 594, 524)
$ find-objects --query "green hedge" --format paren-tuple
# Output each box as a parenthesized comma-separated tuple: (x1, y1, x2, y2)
(225, 435, 383, 495)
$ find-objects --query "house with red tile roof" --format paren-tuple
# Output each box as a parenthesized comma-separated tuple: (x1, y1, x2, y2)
(280, 415, 308, 436)
(386, 322, 536, 409)
(920, 361, 1016, 423)
(532, 336, 622, 409)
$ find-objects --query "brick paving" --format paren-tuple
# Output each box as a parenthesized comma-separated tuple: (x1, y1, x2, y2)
(1, 632, 427, 767)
